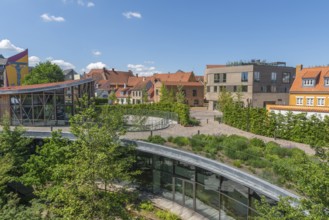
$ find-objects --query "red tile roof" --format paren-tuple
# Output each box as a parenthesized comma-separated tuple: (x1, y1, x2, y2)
(162, 81, 203, 87)
(86, 68, 134, 85)
(290, 66, 329, 93)
(153, 71, 195, 82)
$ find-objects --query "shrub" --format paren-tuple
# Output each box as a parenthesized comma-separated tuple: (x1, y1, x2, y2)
(188, 117, 200, 126)
(247, 159, 270, 168)
(155, 210, 181, 220)
(222, 135, 249, 159)
(147, 135, 166, 145)
(233, 160, 242, 168)
(167, 136, 174, 142)
(94, 98, 108, 105)
(249, 138, 266, 148)
(172, 136, 190, 146)
(139, 201, 154, 211)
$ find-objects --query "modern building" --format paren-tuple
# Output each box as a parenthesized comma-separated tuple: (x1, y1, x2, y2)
(0, 78, 94, 126)
(63, 69, 80, 81)
(0, 49, 29, 87)
(205, 60, 296, 110)
(267, 65, 329, 118)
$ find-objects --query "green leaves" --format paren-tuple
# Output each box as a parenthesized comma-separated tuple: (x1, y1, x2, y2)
(22, 61, 64, 85)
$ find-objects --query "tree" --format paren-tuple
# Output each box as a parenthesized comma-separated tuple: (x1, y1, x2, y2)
(159, 83, 169, 103)
(176, 85, 186, 104)
(23, 61, 64, 85)
(108, 91, 117, 104)
(22, 96, 138, 219)
(142, 86, 148, 103)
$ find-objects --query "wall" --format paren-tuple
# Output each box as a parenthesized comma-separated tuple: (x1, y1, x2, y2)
(5, 49, 29, 86)
(289, 93, 329, 107)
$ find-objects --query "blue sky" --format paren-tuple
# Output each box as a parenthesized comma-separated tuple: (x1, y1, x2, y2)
(1, 0, 329, 76)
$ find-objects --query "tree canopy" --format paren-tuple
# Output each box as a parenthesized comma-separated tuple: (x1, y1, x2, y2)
(23, 61, 64, 85)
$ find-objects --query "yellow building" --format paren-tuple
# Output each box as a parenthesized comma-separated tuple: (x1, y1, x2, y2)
(0, 49, 29, 86)
(267, 65, 329, 118)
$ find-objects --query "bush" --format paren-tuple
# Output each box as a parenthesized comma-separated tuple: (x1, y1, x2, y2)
(249, 138, 266, 148)
(222, 135, 249, 159)
(155, 210, 181, 220)
(147, 135, 166, 145)
(172, 136, 189, 146)
(188, 117, 200, 126)
(167, 136, 174, 142)
(139, 201, 154, 211)
(247, 159, 270, 168)
(94, 98, 108, 105)
(233, 160, 242, 168)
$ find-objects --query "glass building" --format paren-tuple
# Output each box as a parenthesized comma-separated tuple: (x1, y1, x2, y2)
(135, 151, 278, 220)
(0, 78, 94, 126)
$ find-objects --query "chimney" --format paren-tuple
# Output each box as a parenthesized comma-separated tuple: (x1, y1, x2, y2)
(112, 68, 115, 71)
(296, 64, 303, 72)
(124, 83, 126, 88)
(136, 74, 138, 78)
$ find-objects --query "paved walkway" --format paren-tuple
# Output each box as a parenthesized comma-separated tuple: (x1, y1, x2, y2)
(124, 108, 315, 155)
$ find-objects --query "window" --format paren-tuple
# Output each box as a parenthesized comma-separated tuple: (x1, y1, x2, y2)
(325, 78, 329, 86)
(194, 100, 199, 106)
(317, 97, 325, 106)
(241, 86, 248, 92)
(306, 97, 314, 106)
(296, 97, 303, 105)
(233, 86, 237, 92)
(156, 89, 159, 95)
(192, 89, 197, 97)
(222, 73, 227, 82)
(254, 72, 260, 82)
(303, 79, 315, 87)
(282, 72, 290, 83)
(219, 86, 226, 91)
(214, 86, 217, 92)
(214, 74, 220, 83)
(241, 72, 248, 82)
(271, 86, 276, 93)
(271, 72, 277, 82)
(207, 86, 210, 93)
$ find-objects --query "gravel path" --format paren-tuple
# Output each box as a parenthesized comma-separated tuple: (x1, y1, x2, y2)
(124, 108, 315, 155)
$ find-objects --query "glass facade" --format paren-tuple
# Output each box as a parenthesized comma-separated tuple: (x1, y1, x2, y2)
(135, 152, 276, 220)
(0, 81, 94, 126)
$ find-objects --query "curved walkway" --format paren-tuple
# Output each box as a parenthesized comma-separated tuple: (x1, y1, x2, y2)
(124, 108, 315, 155)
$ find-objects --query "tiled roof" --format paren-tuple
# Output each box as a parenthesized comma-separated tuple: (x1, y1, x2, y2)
(153, 71, 195, 82)
(267, 104, 329, 113)
(302, 70, 320, 78)
(86, 68, 134, 84)
(162, 81, 203, 87)
(115, 87, 130, 98)
(127, 76, 143, 87)
(290, 66, 329, 93)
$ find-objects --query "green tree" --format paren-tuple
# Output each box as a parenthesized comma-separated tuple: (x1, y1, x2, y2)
(23, 61, 64, 85)
(142, 86, 149, 103)
(22, 96, 138, 219)
(176, 85, 186, 104)
(108, 91, 117, 104)
(159, 83, 169, 103)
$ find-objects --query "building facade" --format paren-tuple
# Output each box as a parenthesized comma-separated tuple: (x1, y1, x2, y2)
(0, 49, 29, 87)
(267, 65, 329, 118)
(205, 61, 296, 110)
(0, 78, 94, 126)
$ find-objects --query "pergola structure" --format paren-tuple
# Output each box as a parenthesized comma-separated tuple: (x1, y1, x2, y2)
(0, 78, 94, 126)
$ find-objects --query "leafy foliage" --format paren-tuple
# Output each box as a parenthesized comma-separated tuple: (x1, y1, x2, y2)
(23, 61, 64, 85)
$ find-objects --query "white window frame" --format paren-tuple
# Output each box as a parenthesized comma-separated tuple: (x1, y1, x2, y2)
(254, 71, 260, 82)
(317, 97, 325, 106)
(271, 72, 277, 82)
(303, 79, 315, 86)
(325, 78, 329, 86)
(306, 97, 314, 106)
(296, 96, 303, 105)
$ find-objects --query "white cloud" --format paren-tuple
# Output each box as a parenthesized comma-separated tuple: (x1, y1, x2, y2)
(0, 39, 24, 53)
(127, 64, 158, 76)
(123, 12, 142, 19)
(92, 50, 101, 56)
(87, 2, 95, 7)
(86, 62, 107, 72)
(41, 13, 65, 22)
(144, 60, 155, 64)
(51, 59, 75, 70)
(29, 56, 41, 67)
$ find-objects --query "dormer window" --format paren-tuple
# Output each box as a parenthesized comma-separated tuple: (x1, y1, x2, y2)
(325, 78, 329, 86)
(303, 79, 315, 87)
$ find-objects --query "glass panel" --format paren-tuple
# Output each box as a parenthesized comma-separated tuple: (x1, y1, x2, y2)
(154, 155, 173, 173)
(174, 161, 195, 180)
(220, 193, 248, 219)
(174, 178, 184, 205)
(196, 183, 220, 220)
(184, 181, 194, 210)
